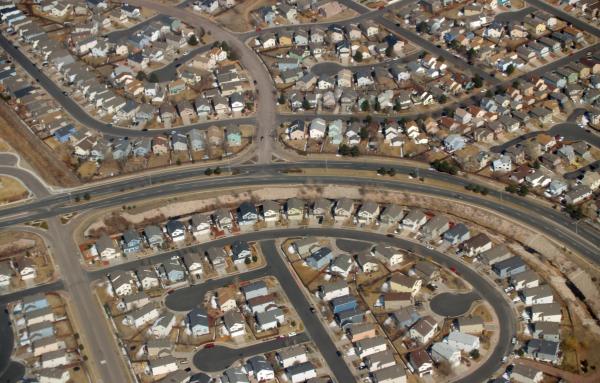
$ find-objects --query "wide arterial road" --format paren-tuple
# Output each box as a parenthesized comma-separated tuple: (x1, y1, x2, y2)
(0, 162, 598, 268)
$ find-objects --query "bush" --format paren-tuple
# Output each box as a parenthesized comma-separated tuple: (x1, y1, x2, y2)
(214, 167, 222, 175)
(565, 204, 583, 220)
(469, 349, 480, 359)
(83, 192, 91, 200)
(431, 160, 458, 175)
(387, 168, 396, 176)
(244, 257, 251, 264)
(505, 183, 518, 193)
(187, 34, 199, 46)
(350, 146, 360, 157)
(377, 167, 387, 175)
(339, 144, 351, 156)
(204, 168, 213, 176)
(517, 184, 529, 196)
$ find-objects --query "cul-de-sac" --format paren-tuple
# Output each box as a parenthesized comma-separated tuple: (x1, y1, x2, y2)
(0, 0, 599, 383)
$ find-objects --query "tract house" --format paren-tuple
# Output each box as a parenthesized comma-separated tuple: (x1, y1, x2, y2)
(237, 202, 258, 226)
(137, 266, 160, 290)
(401, 209, 427, 231)
(443, 223, 470, 245)
(122, 229, 142, 254)
(94, 234, 120, 260)
(420, 215, 450, 240)
(163, 257, 186, 283)
(188, 307, 210, 336)
(165, 220, 186, 242)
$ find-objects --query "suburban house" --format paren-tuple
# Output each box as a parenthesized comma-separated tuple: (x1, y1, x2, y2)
(136, 266, 160, 290)
(223, 310, 246, 337)
(401, 209, 427, 231)
(306, 247, 334, 269)
(163, 257, 186, 283)
(460, 233, 492, 257)
(457, 316, 484, 335)
(431, 342, 461, 367)
(389, 273, 422, 297)
(182, 253, 203, 279)
(511, 364, 544, 383)
(447, 331, 480, 352)
(510, 270, 540, 291)
(443, 223, 470, 245)
(371, 245, 404, 267)
(277, 346, 308, 368)
(110, 271, 136, 297)
(492, 256, 527, 278)
(354, 336, 388, 359)
(409, 315, 438, 343)
(165, 220, 186, 242)
(237, 202, 258, 226)
(319, 281, 349, 301)
(94, 235, 120, 260)
(408, 349, 434, 377)
(187, 307, 210, 336)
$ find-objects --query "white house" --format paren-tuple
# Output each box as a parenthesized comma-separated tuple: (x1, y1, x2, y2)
(148, 355, 178, 376)
(401, 209, 427, 231)
(492, 155, 513, 172)
(277, 346, 308, 368)
(409, 316, 438, 344)
(522, 285, 554, 305)
(126, 304, 160, 328)
(355, 336, 388, 358)
(149, 312, 176, 338)
(431, 342, 461, 367)
(447, 331, 480, 352)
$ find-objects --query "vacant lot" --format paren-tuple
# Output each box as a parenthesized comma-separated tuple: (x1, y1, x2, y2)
(0, 102, 80, 186)
(0, 176, 29, 204)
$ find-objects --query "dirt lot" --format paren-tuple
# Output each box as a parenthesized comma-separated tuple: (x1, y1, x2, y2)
(215, 0, 271, 32)
(0, 102, 80, 187)
(0, 176, 30, 204)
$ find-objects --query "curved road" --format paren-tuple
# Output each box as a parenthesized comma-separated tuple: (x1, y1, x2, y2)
(114, 229, 515, 383)
(193, 333, 310, 372)
(0, 153, 51, 198)
(0, 161, 597, 266)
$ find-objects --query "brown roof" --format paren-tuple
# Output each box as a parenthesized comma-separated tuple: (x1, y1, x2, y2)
(390, 273, 418, 288)
(409, 348, 433, 368)
(247, 293, 276, 307)
(384, 292, 412, 302)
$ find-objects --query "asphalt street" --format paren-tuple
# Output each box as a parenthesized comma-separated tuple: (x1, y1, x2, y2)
(0, 161, 597, 266)
(149, 44, 211, 82)
(429, 291, 480, 318)
(0, 34, 257, 138)
(0, 153, 51, 198)
(526, 0, 600, 37)
(192, 333, 310, 371)
(111, 229, 515, 383)
(376, 16, 500, 85)
(490, 121, 600, 153)
(124, 0, 278, 164)
(309, 51, 422, 76)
